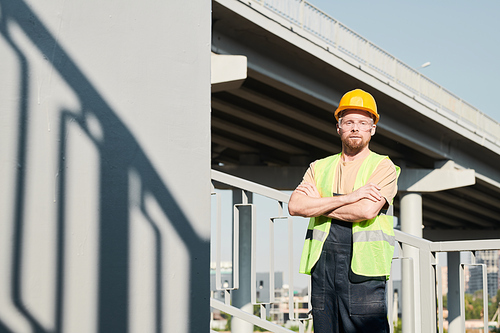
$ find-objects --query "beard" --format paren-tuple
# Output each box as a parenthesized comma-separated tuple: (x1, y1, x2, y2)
(343, 136, 369, 151)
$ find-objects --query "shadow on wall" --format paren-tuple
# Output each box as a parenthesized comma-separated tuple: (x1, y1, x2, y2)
(0, 1, 208, 332)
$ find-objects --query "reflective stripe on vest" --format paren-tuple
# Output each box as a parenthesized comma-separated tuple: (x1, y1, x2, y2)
(298, 152, 400, 277)
(352, 229, 395, 244)
(305, 228, 328, 242)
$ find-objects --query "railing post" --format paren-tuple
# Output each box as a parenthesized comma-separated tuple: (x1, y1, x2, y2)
(419, 248, 436, 333)
(232, 190, 254, 333)
(334, 20, 339, 49)
(393, 58, 398, 83)
(437, 266, 444, 333)
(300, 0, 305, 29)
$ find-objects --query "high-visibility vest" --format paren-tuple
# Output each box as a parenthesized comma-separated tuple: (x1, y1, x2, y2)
(299, 152, 400, 278)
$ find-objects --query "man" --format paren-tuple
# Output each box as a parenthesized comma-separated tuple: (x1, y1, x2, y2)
(288, 89, 399, 333)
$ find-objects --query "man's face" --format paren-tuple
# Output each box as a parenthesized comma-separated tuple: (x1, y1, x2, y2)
(336, 110, 376, 151)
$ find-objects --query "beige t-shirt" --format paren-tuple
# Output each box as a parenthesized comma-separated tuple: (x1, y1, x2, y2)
(302, 153, 398, 205)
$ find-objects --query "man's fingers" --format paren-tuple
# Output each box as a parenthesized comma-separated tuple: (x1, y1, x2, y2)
(354, 183, 382, 202)
(364, 183, 380, 189)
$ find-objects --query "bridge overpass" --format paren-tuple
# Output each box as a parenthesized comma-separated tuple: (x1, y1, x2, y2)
(210, 1, 500, 332)
(211, 0, 500, 241)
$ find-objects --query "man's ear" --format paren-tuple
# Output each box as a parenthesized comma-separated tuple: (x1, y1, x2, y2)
(371, 125, 377, 136)
(336, 123, 340, 135)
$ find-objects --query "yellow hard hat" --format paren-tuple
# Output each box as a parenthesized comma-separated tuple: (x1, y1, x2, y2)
(334, 89, 379, 124)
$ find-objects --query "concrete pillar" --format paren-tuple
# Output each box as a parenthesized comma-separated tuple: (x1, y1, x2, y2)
(396, 165, 476, 332)
(400, 192, 422, 333)
(231, 190, 254, 333)
(447, 252, 462, 333)
(0, 1, 211, 332)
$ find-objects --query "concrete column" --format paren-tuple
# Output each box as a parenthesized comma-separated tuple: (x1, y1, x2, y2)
(396, 164, 475, 332)
(0, 1, 211, 332)
(231, 190, 253, 333)
(447, 252, 462, 333)
(400, 192, 422, 333)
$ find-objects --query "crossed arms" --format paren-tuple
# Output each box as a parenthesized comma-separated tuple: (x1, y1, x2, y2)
(288, 182, 387, 223)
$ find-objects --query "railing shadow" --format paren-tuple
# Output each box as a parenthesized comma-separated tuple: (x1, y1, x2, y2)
(0, 1, 208, 332)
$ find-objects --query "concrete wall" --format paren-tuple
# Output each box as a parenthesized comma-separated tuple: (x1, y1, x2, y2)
(0, 0, 211, 332)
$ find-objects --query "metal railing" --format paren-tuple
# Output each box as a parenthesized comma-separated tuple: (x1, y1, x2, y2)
(244, 0, 500, 144)
(211, 170, 307, 332)
(210, 169, 500, 333)
(392, 229, 500, 332)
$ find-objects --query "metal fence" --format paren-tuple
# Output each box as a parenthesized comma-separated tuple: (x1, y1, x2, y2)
(210, 170, 306, 332)
(393, 228, 500, 332)
(247, 0, 500, 144)
(210, 169, 500, 333)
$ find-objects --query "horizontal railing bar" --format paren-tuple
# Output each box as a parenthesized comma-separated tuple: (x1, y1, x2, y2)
(212, 169, 290, 202)
(395, 230, 500, 253)
(394, 230, 432, 249)
(430, 238, 500, 252)
(211, 298, 293, 333)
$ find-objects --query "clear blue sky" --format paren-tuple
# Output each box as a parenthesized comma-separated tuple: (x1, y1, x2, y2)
(308, 0, 500, 123)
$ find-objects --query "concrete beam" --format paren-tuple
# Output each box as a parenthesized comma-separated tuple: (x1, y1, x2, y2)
(424, 228, 500, 241)
(399, 168, 475, 192)
(425, 192, 498, 221)
(227, 87, 399, 157)
(212, 98, 337, 153)
(228, 87, 335, 134)
(212, 133, 259, 153)
(211, 53, 247, 92)
(423, 200, 493, 228)
(422, 210, 464, 228)
(212, 118, 308, 155)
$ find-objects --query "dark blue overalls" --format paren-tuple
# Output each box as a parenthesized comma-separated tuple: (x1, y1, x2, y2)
(310, 219, 389, 333)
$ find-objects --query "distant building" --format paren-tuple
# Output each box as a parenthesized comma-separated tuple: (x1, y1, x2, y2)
(255, 272, 284, 303)
(209, 261, 284, 302)
(269, 289, 309, 325)
(467, 250, 500, 298)
(210, 261, 234, 301)
(210, 262, 309, 326)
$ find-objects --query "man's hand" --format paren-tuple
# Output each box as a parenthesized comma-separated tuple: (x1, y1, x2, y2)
(289, 182, 347, 217)
(294, 182, 321, 198)
(348, 183, 382, 203)
(325, 183, 386, 222)
(288, 181, 385, 220)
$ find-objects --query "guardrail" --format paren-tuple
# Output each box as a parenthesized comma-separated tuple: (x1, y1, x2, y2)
(247, 0, 500, 144)
(211, 170, 306, 332)
(392, 228, 500, 332)
(210, 169, 500, 332)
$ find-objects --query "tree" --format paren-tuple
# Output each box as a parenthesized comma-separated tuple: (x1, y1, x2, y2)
(464, 293, 483, 319)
